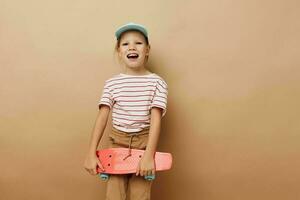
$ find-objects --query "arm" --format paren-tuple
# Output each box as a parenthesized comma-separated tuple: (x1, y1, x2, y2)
(145, 107, 162, 157)
(84, 105, 110, 175)
(136, 107, 162, 177)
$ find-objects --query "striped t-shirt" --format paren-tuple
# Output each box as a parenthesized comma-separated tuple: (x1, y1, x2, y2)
(98, 73, 168, 133)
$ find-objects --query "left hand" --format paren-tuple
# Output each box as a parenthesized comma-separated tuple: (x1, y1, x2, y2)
(136, 153, 155, 177)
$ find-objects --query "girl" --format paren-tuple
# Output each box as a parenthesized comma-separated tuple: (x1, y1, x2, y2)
(83, 22, 168, 200)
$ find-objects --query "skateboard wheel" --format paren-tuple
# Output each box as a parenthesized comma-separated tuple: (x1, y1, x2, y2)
(144, 175, 155, 181)
(99, 173, 109, 181)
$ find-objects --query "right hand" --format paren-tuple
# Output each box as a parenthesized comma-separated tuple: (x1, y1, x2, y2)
(83, 153, 105, 175)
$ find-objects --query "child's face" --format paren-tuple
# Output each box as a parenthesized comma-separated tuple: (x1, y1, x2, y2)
(117, 31, 150, 70)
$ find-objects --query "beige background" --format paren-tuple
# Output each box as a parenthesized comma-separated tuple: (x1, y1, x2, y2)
(1, 0, 300, 199)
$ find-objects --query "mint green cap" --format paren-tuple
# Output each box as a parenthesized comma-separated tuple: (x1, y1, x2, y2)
(115, 22, 148, 40)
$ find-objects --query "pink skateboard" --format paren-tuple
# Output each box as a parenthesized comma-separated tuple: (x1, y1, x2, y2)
(96, 148, 172, 180)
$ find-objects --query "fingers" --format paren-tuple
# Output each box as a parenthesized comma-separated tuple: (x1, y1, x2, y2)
(152, 169, 155, 177)
(97, 160, 105, 172)
(85, 167, 96, 175)
(139, 170, 145, 176)
(137, 169, 154, 177)
(84, 155, 105, 176)
(93, 168, 97, 174)
(84, 164, 103, 176)
(84, 167, 94, 175)
(91, 167, 99, 175)
(146, 169, 154, 177)
(136, 162, 141, 176)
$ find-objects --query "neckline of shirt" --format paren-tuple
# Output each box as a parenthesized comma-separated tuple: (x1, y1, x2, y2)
(119, 73, 155, 77)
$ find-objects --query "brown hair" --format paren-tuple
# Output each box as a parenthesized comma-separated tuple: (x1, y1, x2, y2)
(114, 30, 150, 64)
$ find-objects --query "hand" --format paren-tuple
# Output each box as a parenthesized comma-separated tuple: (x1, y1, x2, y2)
(136, 154, 155, 177)
(83, 153, 105, 175)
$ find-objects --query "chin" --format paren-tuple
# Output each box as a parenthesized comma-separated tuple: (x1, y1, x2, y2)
(125, 62, 144, 68)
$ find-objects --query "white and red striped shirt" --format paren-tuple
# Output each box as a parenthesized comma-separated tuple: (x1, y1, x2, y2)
(98, 73, 168, 133)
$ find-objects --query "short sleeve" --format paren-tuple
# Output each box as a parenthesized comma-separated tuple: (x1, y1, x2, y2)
(150, 79, 168, 117)
(98, 81, 114, 109)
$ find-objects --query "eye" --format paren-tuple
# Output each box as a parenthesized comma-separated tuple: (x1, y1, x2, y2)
(136, 42, 143, 44)
(122, 43, 128, 46)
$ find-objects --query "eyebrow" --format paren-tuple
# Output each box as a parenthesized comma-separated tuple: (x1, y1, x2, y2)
(121, 39, 144, 42)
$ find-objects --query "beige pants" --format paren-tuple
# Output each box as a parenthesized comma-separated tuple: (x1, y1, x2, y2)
(105, 127, 153, 200)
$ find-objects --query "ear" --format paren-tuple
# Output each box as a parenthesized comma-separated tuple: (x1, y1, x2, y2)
(118, 49, 122, 57)
(146, 45, 151, 56)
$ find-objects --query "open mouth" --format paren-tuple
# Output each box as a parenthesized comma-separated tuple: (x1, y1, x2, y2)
(127, 53, 139, 60)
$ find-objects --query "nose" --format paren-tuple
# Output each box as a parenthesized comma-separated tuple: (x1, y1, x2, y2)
(128, 43, 136, 50)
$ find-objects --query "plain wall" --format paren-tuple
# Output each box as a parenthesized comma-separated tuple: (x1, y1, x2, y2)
(1, 0, 300, 199)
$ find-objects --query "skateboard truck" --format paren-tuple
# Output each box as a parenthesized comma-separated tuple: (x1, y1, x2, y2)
(99, 173, 155, 181)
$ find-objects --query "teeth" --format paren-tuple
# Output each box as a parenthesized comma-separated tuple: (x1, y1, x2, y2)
(128, 53, 138, 56)
(127, 53, 139, 59)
